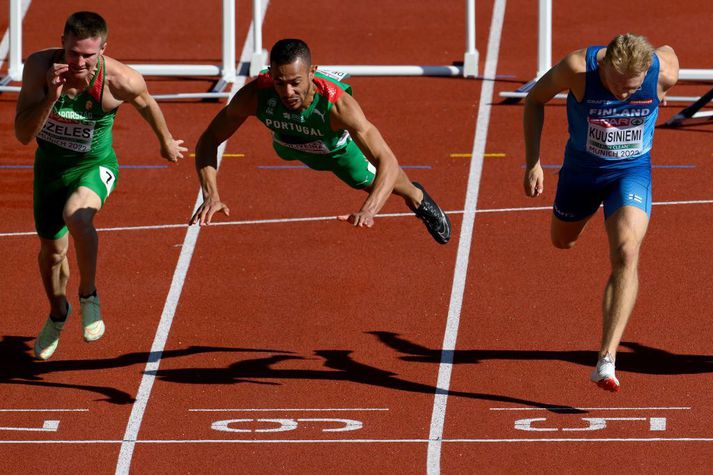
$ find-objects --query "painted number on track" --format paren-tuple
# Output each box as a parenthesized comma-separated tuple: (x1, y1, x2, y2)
(514, 417, 666, 432)
(211, 418, 363, 433)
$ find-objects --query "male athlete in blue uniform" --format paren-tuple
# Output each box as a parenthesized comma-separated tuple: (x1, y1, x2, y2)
(523, 34, 679, 392)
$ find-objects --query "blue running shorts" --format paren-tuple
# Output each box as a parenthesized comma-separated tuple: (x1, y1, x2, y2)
(553, 161, 652, 222)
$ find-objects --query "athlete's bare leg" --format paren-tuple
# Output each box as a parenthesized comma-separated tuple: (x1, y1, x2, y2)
(38, 235, 70, 318)
(390, 168, 423, 208)
(62, 186, 102, 297)
(361, 167, 423, 207)
(600, 205, 649, 361)
(550, 214, 592, 249)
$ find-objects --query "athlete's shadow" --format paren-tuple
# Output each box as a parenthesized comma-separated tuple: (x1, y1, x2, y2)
(0, 335, 293, 405)
(152, 349, 585, 413)
(367, 331, 713, 375)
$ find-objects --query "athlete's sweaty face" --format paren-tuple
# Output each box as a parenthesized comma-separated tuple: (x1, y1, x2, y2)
(270, 59, 315, 111)
(601, 63, 646, 101)
(61, 33, 105, 80)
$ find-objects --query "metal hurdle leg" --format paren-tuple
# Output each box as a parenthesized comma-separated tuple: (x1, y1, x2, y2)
(0, 0, 238, 100)
(665, 87, 713, 127)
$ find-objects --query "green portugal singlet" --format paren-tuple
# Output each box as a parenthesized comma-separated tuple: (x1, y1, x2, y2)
(255, 69, 376, 189)
(33, 54, 120, 239)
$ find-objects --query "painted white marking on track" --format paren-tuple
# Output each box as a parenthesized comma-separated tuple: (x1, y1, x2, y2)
(0, 409, 89, 412)
(0, 420, 59, 432)
(113, 2, 271, 473)
(490, 407, 691, 411)
(2, 200, 713, 238)
(3, 437, 713, 444)
(427, 1, 507, 474)
(189, 408, 389, 412)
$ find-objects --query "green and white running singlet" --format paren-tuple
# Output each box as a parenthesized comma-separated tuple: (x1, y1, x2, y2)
(33, 54, 119, 239)
(255, 69, 376, 189)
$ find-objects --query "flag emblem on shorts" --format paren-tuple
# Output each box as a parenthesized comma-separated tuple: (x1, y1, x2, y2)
(627, 193, 643, 204)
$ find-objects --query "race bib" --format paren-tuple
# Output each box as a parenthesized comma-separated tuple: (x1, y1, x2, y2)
(586, 117, 645, 160)
(37, 113, 96, 153)
(317, 68, 350, 82)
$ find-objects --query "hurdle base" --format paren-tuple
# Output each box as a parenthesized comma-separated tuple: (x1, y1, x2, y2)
(463, 52, 479, 78)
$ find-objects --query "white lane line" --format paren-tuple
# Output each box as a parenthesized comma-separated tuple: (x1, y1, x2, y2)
(0, 409, 89, 412)
(490, 407, 692, 411)
(3, 437, 713, 444)
(114, 220, 202, 474)
(188, 408, 389, 412)
(2, 198, 712, 238)
(426, 1, 507, 473)
(113, 2, 270, 473)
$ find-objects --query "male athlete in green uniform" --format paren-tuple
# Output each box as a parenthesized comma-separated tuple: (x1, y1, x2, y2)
(190, 39, 451, 244)
(15, 11, 187, 360)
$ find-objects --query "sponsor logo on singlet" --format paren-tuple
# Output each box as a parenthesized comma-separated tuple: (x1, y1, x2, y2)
(274, 137, 331, 154)
(586, 108, 649, 159)
(273, 130, 350, 155)
(37, 111, 96, 153)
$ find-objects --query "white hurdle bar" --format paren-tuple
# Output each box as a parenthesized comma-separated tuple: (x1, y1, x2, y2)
(0, 0, 237, 99)
(0, 0, 26, 92)
(499, 0, 713, 103)
(249, 0, 479, 78)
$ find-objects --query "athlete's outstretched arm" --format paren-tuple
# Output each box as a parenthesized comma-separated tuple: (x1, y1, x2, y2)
(109, 62, 187, 163)
(190, 81, 258, 225)
(330, 93, 400, 228)
(523, 51, 582, 197)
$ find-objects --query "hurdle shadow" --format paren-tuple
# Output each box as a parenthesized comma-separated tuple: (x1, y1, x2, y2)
(151, 349, 584, 413)
(0, 335, 294, 405)
(366, 331, 713, 376)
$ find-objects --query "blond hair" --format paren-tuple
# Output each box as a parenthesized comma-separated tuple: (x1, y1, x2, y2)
(603, 34, 654, 75)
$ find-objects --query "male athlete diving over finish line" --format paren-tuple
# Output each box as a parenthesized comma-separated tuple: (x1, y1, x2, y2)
(190, 38, 451, 244)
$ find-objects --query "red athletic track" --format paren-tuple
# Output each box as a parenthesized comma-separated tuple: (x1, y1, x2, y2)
(1, 0, 712, 473)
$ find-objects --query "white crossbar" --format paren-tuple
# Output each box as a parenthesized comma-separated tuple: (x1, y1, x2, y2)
(500, 0, 713, 102)
(248, 0, 479, 78)
(0, 0, 237, 98)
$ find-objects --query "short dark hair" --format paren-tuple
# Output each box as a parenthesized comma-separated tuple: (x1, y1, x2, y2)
(64, 11, 108, 44)
(270, 39, 311, 67)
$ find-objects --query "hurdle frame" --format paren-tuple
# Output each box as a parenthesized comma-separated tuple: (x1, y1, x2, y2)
(498, 0, 713, 104)
(249, 0, 480, 78)
(3, 0, 482, 99)
(0, 0, 237, 99)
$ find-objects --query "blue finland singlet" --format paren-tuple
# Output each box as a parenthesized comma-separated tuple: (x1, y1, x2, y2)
(564, 46, 660, 169)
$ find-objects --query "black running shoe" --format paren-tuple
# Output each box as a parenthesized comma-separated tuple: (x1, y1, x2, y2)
(410, 182, 451, 244)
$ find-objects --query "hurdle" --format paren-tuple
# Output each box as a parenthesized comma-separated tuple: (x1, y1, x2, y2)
(248, 0, 480, 78)
(0, 0, 28, 92)
(0, 0, 237, 100)
(664, 88, 713, 127)
(499, 0, 713, 105)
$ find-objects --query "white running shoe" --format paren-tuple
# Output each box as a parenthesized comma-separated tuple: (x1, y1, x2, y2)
(34, 305, 71, 361)
(80, 294, 105, 342)
(590, 354, 620, 392)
